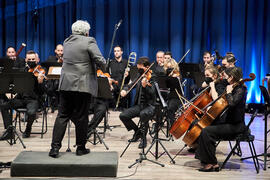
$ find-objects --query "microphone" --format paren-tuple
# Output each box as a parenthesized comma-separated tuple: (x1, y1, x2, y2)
(116, 19, 122, 29)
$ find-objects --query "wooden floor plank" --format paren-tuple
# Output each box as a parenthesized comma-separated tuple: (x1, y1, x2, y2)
(0, 111, 269, 179)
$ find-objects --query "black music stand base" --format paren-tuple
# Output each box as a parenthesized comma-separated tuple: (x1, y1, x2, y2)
(128, 151, 165, 168)
(4, 125, 26, 149)
(88, 129, 109, 150)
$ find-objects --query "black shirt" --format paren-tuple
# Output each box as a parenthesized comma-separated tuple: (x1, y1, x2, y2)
(108, 58, 128, 83)
(225, 85, 247, 124)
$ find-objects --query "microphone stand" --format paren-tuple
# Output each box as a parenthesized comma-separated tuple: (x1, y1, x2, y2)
(106, 20, 122, 65)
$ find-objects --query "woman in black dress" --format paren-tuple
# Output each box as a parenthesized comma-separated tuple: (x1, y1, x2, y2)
(195, 67, 247, 172)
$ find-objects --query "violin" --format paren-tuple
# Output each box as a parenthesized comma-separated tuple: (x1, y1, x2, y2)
(96, 69, 118, 85)
(141, 69, 152, 87)
(28, 65, 48, 80)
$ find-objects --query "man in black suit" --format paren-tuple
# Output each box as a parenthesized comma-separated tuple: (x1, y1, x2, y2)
(119, 57, 156, 149)
(46, 44, 64, 63)
(45, 44, 63, 113)
(49, 20, 106, 158)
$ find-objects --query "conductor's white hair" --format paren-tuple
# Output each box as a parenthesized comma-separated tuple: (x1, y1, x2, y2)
(71, 20, 90, 35)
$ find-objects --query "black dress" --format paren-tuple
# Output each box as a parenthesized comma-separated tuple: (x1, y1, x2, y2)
(195, 84, 247, 164)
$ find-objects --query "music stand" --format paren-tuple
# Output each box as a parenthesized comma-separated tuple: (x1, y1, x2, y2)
(0, 71, 35, 148)
(87, 77, 113, 149)
(179, 63, 204, 88)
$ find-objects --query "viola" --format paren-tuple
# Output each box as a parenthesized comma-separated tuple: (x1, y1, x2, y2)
(28, 65, 48, 80)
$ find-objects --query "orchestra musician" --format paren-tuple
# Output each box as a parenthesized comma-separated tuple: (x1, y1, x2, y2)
(108, 45, 130, 110)
(5, 46, 25, 69)
(151, 51, 166, 82)
(163, 57, 182, 127)
(49, 20, 106, 158)
(87, 66, 113, 138)
(203, 51, 214, 69)
(195, 67, 247, 172)
(46, 44, 64, 63)
(45, 44, 64, 113)
(119, 57, 156, 149)
(0, 50, 47, 139)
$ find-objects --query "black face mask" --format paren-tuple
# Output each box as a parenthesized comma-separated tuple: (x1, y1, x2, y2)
(205, 77, 213, 84)
(27, 61, 37, 69)
(138, 68, 145, 75)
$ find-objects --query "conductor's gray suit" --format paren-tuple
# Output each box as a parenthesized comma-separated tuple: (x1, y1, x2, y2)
(51, 34, 106, 149)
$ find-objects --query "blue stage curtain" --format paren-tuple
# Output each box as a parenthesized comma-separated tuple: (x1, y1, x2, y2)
(0, 0, 269, 103)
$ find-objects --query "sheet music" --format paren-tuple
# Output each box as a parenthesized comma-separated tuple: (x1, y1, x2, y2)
(51, 67, 62, 75)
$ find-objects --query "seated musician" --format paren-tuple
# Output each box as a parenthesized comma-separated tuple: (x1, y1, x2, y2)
(119, 57, 156, 149)
(9, 50, 46, 138)
(46, 44, 64, 63)
(45, 44, 64, 113)
(0, 47, 26, 140)
(151, 51, 166, 82)
(87, 66, 113, 138)
(4, 46, 25, 69)
(108, 45, 130, 110)
(163, 57, 183, 127)
(195, 67, 247, 172)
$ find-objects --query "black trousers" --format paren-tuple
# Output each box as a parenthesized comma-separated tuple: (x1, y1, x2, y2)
(8, 98, 39, 132)
(166, 98, 181, 126)
(119, 104, 155, 136)
(51, 91, 91, 149)
(88, 98, 107, 131)
(195, 122, 246, 164)
(0, 96, 12, 130)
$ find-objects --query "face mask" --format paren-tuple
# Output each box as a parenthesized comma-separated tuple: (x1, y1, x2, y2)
(27, 61, 37, 68)
(205, 77, 213, 84)
(138, 68, 145, 75)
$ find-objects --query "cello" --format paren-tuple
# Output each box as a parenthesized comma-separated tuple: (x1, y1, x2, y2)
(169, 86, 213, 139)
(182, 73, 256, 147)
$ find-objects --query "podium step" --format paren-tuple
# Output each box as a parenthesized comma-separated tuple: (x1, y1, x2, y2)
(11, 151, 118, 177)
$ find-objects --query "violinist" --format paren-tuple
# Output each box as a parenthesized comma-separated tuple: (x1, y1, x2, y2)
(163, 57, 183, 127)
(8, 50, 46, 138)
(151, 51, 166, 82)
(45, 44, 64, 113)
(195, 67, 247, 172)
(46, 44, 64, 63)
(108, 45, 130, 110)
(87, 66, 114, 138)
(119, 57, 156, 149)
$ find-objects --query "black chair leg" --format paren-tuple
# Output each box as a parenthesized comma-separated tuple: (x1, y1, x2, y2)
(220, 142, 239, 171)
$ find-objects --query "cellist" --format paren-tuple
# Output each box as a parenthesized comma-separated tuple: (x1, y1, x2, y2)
(195, 67, 247, 172)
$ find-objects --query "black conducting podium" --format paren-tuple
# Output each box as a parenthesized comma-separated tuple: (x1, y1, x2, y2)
(0, 70, 35, 148)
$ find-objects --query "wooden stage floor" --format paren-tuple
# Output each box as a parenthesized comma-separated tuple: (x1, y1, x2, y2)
(0, 110, 269, 179)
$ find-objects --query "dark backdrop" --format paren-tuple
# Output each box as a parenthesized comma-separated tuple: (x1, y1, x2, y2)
(0, 0, 269, 103)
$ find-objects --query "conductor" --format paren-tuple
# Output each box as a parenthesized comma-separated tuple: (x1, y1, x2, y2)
(49, 20, 106, 158)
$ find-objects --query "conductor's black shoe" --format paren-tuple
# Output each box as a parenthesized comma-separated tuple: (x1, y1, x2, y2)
(138, 138, 147, 149)
(49, 148, 59, 158)
(128, 131, 141, 142)
(76, 146, 90, 156)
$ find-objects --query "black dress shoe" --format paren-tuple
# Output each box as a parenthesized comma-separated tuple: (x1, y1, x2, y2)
(128, 131, 141, 142)
(22, 131, 30, 138)
(49, 148, 59, 158)
(198, 165, 219, 172)
(76, 146, 90, 156)
(138, 138, 147, 149)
